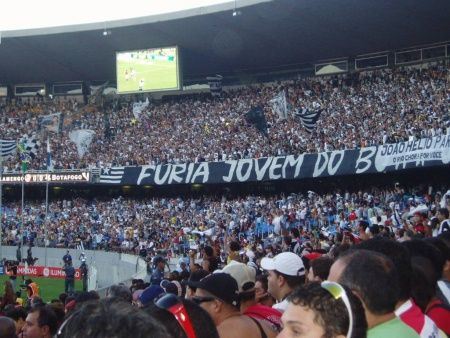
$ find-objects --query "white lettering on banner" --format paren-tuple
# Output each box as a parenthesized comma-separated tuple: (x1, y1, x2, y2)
(222, 161, 237, 182)
(154, 165, 171, 185)
(190, 163, 209, 183)
(282, 155, 304, 178)
(313, 153, 328, 178)
(185, 163, 195, 183)
(16, 265, 80, 279)
(269, 156, 284, 180)
(255, 158, 272, 180)
(328, 150, 345, 176)
(355, 147, 377, 174)
(168, 164, 187, 184)
(137, 165, 156, 185)
(375, 135, 450, 172)
(236, 159, 253, 182)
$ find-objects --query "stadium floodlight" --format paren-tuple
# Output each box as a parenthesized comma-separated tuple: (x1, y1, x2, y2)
(102, 29, 111, 36)
(232, 0, 241, 16)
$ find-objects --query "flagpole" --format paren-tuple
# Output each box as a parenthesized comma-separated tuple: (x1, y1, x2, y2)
(45, 138, 50, 267)
(0, 154, 3, 261)
(21, 166, 25, 260)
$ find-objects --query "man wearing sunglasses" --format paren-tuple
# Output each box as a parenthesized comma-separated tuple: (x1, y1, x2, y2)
(191, 273, 276, 338)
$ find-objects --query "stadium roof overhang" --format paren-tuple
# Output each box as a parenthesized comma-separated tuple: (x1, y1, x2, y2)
(0, 0, 449, 85)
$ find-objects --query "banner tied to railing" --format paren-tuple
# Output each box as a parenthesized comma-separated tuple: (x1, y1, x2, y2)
(98, 135, 450, 185)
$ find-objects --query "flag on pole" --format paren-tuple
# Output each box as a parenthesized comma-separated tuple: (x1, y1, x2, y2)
(270, 91, 288, 120)
(295, 103, 323, 133)
(0, 139, 17, 157)
(46, 138, 53, 171)
(132, 97, 149, 120)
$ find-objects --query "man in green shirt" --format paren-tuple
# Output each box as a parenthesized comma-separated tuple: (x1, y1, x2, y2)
(328, 250, 421, 338)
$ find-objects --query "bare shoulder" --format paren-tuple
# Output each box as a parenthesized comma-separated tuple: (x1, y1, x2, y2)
(217, 316, 260, 338)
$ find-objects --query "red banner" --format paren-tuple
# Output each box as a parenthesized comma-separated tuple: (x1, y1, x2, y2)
(15, 265, 81, 280)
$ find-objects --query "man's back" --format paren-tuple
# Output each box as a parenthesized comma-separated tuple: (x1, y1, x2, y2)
(217, 315, 276, 338)
(368, 316, 420, 338)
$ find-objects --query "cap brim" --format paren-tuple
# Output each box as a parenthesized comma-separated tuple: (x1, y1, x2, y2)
(260, 257, 275, 271)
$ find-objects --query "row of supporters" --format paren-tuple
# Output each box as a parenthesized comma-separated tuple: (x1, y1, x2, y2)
(1, 63, 448, 171)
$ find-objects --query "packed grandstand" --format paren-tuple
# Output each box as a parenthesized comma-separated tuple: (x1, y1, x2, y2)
(0, 1, 450, 338)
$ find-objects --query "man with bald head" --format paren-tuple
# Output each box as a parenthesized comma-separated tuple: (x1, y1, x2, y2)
(0, 317, 18, 338)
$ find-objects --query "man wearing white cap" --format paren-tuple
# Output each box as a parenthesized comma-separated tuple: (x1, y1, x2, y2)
(261, 252, 305, 312)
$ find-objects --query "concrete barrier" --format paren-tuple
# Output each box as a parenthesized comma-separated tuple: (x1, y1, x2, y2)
(0, 246, 147, 296)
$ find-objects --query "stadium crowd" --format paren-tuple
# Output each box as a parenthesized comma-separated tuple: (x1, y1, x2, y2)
(0, 62, 449, 171)
(0, 187, 449, 338)
(0, 184, 449, 253)
(0, 59, 449, 338)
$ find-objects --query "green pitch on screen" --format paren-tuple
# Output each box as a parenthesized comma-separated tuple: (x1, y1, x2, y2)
(0, 275, 83, 303)
(117, 47, 179, 93)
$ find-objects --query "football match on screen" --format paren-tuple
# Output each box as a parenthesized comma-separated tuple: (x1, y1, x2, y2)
(116, 46, 179, 94)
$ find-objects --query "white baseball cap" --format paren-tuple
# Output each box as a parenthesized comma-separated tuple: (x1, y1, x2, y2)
(217, 261, 256, 292)
(261, 252, 305, 277)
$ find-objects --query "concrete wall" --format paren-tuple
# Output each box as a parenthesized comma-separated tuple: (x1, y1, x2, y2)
(0, 246, 147, 295)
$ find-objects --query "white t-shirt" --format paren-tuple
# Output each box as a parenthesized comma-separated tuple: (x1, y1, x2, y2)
(273, 298, 289, 313)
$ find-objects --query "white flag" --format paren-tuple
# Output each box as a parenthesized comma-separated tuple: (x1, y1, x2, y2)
(69, 129, 96, 158)
(270, 91, 288, 120)
(132, 97, 149, 120)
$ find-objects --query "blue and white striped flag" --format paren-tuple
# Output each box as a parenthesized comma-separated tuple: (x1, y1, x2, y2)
(0, 139, 17, 157)
(295, 103, 323, 133)
(207, 75, 223, 97)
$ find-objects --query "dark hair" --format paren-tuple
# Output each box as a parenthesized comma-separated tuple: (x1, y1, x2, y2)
(425, 237, 450, 261)
(402, 239, 444, 281)
(274, 271, 305, 289)
(310, 256, 333, 281)
(204, 246, 214, 257)
(58, 298, 170, 338)
(107, 285, 133, 303)
(438, 208, 449, 219)
(0, 317, 17, 338)
(146, 298, 219, 338)
(409, 256, 436, 312)
(287, 282, 367, 338)
(29, 305, 59, 336)
(4, 306, 27, 322)
(338, 250, 399, 315)
(355, 238, 412, 301)
(255, 274, 269, 292)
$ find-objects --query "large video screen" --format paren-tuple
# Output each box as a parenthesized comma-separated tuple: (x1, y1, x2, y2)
(116, 46, 180, 94)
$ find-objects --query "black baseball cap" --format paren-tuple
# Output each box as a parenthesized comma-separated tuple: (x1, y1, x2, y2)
(190, 273, 239, 307)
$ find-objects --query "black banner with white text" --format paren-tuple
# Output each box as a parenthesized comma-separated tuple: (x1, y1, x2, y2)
(98, 135, 450, 186)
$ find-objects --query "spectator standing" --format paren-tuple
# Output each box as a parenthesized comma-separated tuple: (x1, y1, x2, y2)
(63, 262, 75, 295)
(261, 252, 306, 312)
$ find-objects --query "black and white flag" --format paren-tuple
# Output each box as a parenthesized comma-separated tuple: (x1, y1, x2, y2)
(295, 103, 323, 133)
(270, 91, 288, 120)
(207, 75, 223, 97)
(99, 167, 125, 183)
(19, 135, 40, 159)
(0, 139, 17, 158)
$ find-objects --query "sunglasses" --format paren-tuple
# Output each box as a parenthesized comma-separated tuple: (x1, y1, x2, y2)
(155, 293, 197, 338)
(321, 281, 353, 338)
